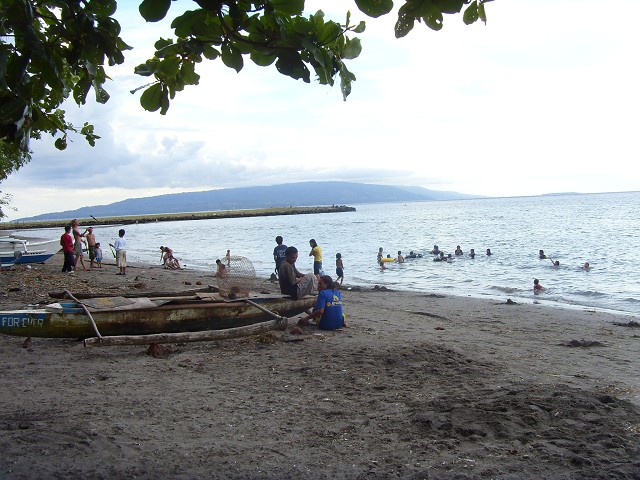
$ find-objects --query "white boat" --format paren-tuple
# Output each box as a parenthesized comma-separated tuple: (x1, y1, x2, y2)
(0, 235, 59, 264)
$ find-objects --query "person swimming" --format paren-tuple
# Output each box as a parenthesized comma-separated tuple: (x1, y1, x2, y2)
(486, 248, 492, 256)
(430, 245, 440, 254)
(469, 248, 475, 259)
(533, 278, 545, 293)
(454, 245, 463, 255)
(539, 249, 547, 259)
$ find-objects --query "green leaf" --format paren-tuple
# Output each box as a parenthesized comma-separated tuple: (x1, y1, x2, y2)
(342, 37, 362, 60)
(275, 51, 310, 82)
(156, 56, 181, 78)
(0, 97, 27, 124)
(478, 2, 487, 23)
(140, 83, 164, 112)
(317, 22, 342, 45)
(160, 86, 170, 115)
(355, 0, 394, 18)
(54, 137, 67, 150)
(433, 0, 464, 14)
(88, 0, 117, 16)
(395, 4, 416, 38)
(424, 10, 444, 30)
(202, 44, 220, 60)
(463, 1, 479, 24)
(250, 51, 277, 67)
(270, 0, 304, 15)
(353, 21, 366, 33)
(134, 60, 158, 77)
(139, 0, 171, 22)
(179, 62, 200, 85)
(221, 44, 243, 72)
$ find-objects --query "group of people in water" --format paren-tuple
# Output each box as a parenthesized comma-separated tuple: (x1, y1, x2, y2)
(533, 250, 591, 294)
(376, 245, 493, 269)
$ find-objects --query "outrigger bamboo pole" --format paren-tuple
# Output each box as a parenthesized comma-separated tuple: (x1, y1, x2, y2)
(83, 317, 288, 347)
(64, 290, 102, 339)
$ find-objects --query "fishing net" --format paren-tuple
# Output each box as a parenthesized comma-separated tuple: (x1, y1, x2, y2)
(215, 255, 256, 298)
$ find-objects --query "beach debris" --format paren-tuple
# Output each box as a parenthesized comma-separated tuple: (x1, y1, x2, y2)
(506, 298, 517, 305)
(409, 311, 449, 321)
(559, 340, 605, 348)
(195, 280, 202, 285)
(289, 325, 304, 335)
(21, 336, 32, 349)
(435, 326, 446, 330)
(184, 281, 192, 285)
(145, 343, 177, 358)
(372, 285, 391, 292)
(612, 321, 640, 328)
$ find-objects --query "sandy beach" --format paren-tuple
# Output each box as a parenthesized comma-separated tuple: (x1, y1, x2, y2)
(1, 254, 639, 479)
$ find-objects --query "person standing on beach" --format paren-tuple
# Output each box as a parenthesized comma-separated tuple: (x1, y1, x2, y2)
(279, 246, 317, 299)
(110, 229, 127, 275)
(95, 243, 103, 268)
(309, 239, 322, 275)
(71, 219, 87, 271)
(86, 227, 97, 269)
(60, 226, 74, 273)
(273, 236, 287, 278)
(335, 253, 344, 285)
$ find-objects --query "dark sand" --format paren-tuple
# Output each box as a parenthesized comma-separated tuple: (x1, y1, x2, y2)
(1, 255, 639, 479)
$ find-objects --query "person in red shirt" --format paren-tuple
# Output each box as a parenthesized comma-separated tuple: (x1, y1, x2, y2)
(60, 225, 74, 273)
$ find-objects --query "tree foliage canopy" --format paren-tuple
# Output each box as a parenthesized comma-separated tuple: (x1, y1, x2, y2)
(0, 0, 489, 192)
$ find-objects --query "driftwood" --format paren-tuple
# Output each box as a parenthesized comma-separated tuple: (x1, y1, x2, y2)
(83, 317, 288, 347)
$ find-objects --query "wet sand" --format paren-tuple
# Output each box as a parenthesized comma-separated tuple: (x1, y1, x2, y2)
(1, 255, 639, 479)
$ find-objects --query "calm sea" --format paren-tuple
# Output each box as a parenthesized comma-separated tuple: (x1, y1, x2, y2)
(17, 192, 640, 316)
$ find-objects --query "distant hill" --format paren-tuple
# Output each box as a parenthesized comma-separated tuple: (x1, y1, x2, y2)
(17, 182, 484, 222)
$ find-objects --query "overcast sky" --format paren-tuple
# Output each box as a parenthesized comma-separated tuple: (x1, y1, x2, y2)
(3, 0, 639, 220)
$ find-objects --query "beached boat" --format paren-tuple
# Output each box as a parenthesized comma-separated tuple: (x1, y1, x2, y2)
(0, 292, 314, 339)
(0, 236, 59, 264)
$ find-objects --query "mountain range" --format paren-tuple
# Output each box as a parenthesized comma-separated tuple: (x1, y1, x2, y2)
(18, 182, 484, 221)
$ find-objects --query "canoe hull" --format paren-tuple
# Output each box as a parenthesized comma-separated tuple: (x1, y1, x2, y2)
(0, 296, 314, 338)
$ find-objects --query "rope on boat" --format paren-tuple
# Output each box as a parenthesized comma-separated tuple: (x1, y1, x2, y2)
(63, 290, 103, 339)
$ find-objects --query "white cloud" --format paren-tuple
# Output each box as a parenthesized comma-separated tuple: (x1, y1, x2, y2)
(3, 0, 640, 220)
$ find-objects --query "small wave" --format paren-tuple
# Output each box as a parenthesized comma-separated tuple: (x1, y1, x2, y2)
(490, 286, 518, 294)
(571, 290, 607, 298)
(624, 297, 640, 304)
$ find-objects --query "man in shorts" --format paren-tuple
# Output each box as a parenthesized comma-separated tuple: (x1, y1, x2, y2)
(86, 227, 97, 269)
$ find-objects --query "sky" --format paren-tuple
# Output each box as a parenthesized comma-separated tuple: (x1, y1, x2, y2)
(2, 0, 640, 220)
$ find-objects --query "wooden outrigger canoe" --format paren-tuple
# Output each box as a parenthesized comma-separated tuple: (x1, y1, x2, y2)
(0, 292, 314, 339)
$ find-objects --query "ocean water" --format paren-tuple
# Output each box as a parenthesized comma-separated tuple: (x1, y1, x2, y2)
(16, 192, 640, 316)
